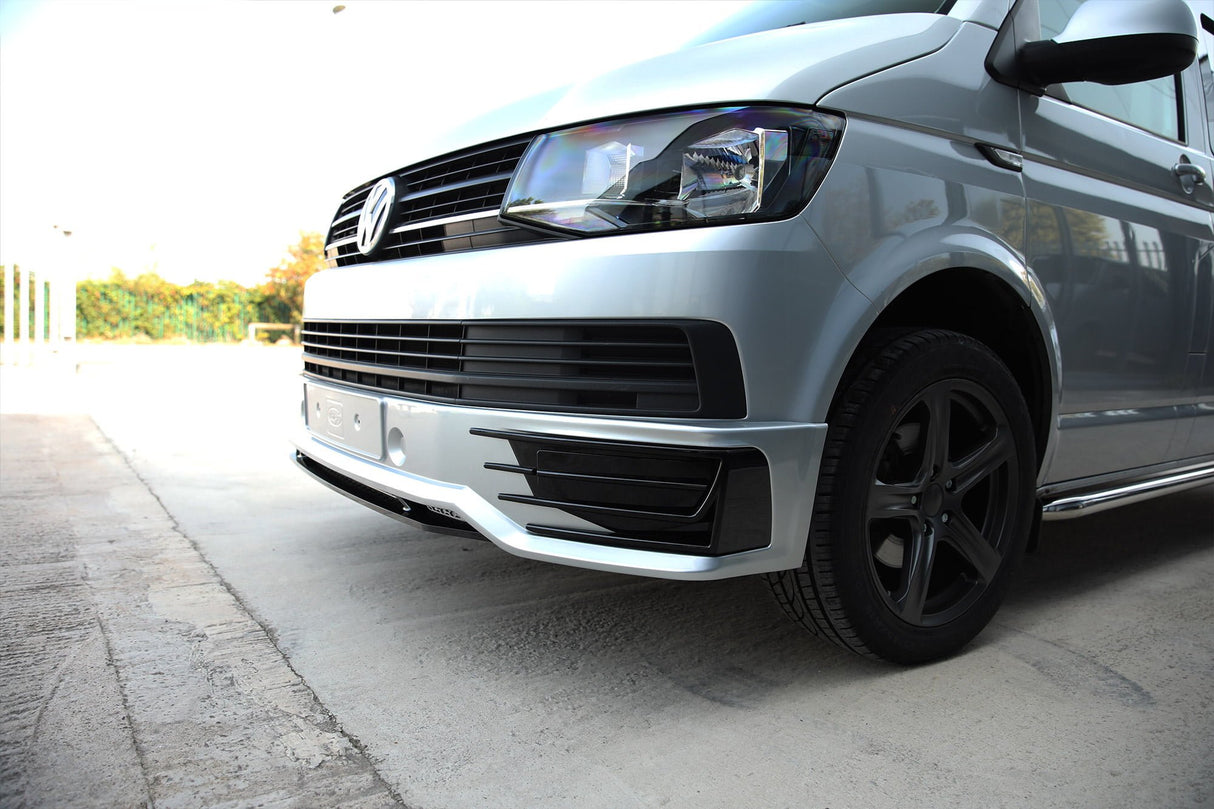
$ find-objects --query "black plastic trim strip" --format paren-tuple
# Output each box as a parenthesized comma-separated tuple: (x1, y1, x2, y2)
(294, 450, 482, 538)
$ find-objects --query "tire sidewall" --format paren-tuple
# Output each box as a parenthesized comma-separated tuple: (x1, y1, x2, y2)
(819, 332, 1036, 663)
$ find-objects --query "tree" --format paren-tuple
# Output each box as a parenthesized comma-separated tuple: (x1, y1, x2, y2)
(260, 231, 326, 326)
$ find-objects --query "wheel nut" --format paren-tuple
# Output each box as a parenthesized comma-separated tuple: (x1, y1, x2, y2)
(945, 480, 954, 491)
(942, 512, 950, 524)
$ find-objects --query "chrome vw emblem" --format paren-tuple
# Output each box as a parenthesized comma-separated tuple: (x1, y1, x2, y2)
(356, 177, 396, 255)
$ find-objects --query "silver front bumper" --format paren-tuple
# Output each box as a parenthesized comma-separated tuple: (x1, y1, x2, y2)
(291, 379, 826, 580)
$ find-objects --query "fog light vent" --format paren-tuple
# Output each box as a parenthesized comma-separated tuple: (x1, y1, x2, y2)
(472, 428, 771, 555)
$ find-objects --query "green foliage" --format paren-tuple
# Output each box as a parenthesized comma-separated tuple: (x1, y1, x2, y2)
(76, 269, 261, 342)
(68, 231, 328, 342)
(0, 266, 10, 334)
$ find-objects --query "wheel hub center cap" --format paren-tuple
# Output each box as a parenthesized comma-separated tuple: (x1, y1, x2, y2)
(923, 484, 945, 517)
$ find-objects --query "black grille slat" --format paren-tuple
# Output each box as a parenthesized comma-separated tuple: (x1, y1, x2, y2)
(378, 223, 513, 252)
(397, 172, 513, 204)
(461, 355, 694, 370)
(302, 319, 746, 417)
(331, 210, 361, 228)
(400, 141, 527, 186)
(304, 349, 694, 373)
(477, 428, 722, 527)
(497, 493, 713, 523)
(326, 137, 551, 266)
(304, 356, 699, 393)
(483, 463, 708, 493)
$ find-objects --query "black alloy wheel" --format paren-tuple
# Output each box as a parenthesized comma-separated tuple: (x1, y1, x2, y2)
(768, 329, 1037, 663)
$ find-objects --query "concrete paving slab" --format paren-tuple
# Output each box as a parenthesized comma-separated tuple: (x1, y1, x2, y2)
(0, 417, 146, 809)
(1, 411, 404, 809)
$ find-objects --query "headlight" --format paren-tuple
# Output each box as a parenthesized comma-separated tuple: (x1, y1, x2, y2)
(501, 106, 844, 236)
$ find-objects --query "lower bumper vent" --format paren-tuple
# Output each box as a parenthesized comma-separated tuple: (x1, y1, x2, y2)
(473, 429, 771, 555)
(302, 319, 746, 418)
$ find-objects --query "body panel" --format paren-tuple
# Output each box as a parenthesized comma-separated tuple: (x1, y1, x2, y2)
(424, 15, 959, 165)
(1018, 39, 1214, 481)
(1182, 13, 1214, 456)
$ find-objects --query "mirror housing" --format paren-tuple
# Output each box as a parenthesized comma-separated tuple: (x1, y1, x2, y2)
(990, 0, 1198, 96)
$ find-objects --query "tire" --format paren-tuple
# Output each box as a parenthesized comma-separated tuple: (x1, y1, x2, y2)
(768, 329, 1036, 663)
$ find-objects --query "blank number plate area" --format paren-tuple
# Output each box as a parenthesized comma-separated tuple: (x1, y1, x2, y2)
(304, 383, 384, 459)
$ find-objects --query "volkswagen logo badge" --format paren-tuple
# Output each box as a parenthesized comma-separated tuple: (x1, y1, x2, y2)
(355, 177, 396, 255)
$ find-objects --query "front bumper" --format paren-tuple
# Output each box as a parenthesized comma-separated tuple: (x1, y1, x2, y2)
(295, 217, 865, 578)
(291, 383, 826, 580)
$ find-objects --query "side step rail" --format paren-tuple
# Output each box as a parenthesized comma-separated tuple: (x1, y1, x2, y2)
(1041, 463, 1214, 521)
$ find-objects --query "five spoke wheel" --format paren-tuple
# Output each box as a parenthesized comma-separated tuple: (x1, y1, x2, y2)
(866, 378, 1021, 628)
(767, 329, 1036, 663)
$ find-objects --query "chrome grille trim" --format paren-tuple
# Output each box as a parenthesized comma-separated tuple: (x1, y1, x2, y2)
(388, 210, 498, 236)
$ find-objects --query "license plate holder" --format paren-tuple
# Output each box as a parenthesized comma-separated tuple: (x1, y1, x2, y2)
(304, 384, 384, 459)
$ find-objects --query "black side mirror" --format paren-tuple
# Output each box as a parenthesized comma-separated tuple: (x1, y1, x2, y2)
(989, 0, 1198, 96)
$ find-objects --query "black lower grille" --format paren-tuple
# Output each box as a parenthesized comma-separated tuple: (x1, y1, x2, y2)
(302, 319, 746, 418)
(474, 429, 771, 555)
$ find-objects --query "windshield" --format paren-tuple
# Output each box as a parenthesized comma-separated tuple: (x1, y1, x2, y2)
(687, 0, 951, 48)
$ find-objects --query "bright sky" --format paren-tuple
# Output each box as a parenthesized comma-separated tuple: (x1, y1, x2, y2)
(0, 0, 746, 287)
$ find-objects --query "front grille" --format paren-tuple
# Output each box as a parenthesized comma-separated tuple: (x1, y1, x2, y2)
(474, 429, 772, 555)
(325, 136, 559, 267)
(302, 319, 746, 418)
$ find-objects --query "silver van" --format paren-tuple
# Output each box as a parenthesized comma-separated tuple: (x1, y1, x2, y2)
(294, 0, 1214, 662)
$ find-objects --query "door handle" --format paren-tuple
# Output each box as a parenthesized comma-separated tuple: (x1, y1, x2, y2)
(1173, 160, 1207, 194)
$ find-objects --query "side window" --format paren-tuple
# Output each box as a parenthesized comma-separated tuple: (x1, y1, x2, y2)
(1038, 0, 1183, 141)
(1201, 15, 1214, 148)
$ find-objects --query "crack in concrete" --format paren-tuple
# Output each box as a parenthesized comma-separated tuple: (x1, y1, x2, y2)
(91, 610, 155, 809)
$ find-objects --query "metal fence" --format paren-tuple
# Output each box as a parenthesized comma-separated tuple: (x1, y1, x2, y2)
(1, 264, 75, 364)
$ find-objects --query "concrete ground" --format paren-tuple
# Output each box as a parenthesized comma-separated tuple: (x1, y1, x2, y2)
(1, 343, 1211, 809)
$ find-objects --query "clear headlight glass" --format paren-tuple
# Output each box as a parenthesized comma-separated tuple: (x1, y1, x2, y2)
(501, 106, 844, 236)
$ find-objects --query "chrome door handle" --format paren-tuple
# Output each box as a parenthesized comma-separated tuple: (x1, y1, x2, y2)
(1173, 161, 1207, 194)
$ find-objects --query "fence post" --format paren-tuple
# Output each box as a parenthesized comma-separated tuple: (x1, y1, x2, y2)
(18, 263, 30, 364)
(65, 275, 76, 344)
(49, 275, 61, 350)
(3, 264, 13, 363)
(34, 269, 46, 352)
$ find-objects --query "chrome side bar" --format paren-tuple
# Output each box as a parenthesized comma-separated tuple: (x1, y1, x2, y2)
(1041, 463, 1214, 521)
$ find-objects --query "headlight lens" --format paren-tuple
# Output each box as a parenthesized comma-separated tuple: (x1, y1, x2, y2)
(501, 106, 844, 236)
